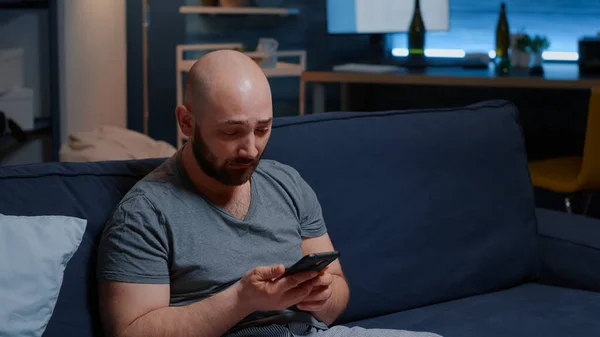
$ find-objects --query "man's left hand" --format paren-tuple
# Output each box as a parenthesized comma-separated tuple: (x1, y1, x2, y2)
(295, 268, 334, 312)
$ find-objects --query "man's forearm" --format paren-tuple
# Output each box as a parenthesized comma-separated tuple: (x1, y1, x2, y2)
(312, 274, 350, 326)
(119, 284, 251, 337)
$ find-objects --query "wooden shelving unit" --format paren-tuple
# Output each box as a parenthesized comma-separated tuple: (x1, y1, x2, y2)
(174, 5, 305, 147)
(0, 0, 59, 163)
(179, 5, 299, 16)
(178, 51, 305, 78)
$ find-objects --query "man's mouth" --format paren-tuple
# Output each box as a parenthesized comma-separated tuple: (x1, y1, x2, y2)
(228, 160, 255, 169)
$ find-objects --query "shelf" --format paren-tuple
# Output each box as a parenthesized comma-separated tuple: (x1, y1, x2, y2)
(32, 116, 51, 132)
(263, 62, 304, 77)
(179, 60, 303, 78)
(0, 117, 51, 162)
(177, 47, 306, 79)
(179, 5, 299, 16)
(0, 0, 48, 9)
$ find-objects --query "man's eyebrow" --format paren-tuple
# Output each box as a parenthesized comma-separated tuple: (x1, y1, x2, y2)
(257, 118, 273, 125)
(220, 118, 272, 125)
(222, 120, 249, 126)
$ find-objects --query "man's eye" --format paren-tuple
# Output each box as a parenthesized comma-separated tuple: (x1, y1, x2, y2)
(222, 130, 237, 136)
(256, 128, 269, 134)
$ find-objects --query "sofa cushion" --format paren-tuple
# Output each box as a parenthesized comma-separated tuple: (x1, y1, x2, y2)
(264, 100, 540, 323)
(344, 283, 600, 337)
(0, 214, 86, 337)
(0, 159, 163, 337)
(535, 208, 600, 293)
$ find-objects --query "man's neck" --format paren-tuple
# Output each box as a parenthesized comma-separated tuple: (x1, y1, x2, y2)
(180, 143, 246, 202)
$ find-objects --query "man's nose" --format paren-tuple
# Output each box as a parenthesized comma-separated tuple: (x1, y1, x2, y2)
(239, 134, 258, 158)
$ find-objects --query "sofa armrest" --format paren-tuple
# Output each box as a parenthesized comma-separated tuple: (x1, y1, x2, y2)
(536, 208, 600, 293)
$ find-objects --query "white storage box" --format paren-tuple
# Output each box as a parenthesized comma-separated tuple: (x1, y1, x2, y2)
(0, 48, 24, 94)
(0, 87, 34, 131)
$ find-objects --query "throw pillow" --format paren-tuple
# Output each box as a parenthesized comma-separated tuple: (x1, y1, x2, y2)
(0, 213, 87, 337)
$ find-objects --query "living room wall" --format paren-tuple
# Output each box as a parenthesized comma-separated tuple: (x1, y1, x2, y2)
(57, 0, 127, 143)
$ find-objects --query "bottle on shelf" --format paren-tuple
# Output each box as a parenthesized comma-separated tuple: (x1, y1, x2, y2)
(408, 0, 425, 64)
(495, 2, 511, 75)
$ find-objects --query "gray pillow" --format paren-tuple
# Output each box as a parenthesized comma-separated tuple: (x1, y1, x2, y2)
(0, 213, 87, 337)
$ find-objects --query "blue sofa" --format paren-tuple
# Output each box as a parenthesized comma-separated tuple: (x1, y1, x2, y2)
(1, 100, 600, 337)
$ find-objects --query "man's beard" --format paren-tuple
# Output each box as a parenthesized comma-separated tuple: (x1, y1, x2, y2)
(190, 127, 261, 186)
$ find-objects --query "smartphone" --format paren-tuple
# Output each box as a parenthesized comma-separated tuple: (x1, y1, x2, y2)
(281, 251, 340, 277)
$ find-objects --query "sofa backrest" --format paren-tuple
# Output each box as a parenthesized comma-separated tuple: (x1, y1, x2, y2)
(0, 100, 540, 334)
(0, 159, 163, 337)
(263, 100, 540, 323)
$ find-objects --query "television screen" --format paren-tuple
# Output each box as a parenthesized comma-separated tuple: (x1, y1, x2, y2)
(327, 0, 449, 34)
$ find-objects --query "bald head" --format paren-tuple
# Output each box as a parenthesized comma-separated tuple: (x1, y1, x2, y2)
(177, 50, 274, 187)
(183, 50, 272, 119)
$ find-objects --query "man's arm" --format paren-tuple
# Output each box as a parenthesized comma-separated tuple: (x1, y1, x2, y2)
(299, 233, 350, 326)
(98, 193, 249, 337)
(99, 281, 251, 337)
(291, 167, 350, 325)
(99, 265, 321, 337)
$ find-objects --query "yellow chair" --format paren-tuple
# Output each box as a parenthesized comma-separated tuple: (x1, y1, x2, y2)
(528, 87, 600, 214)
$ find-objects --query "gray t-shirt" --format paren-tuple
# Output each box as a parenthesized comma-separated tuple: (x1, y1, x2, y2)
(97, 151, 329, 333)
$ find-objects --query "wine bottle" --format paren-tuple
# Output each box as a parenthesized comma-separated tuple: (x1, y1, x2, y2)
(495, 2, 511, 75)
(408, 0, 425, 62)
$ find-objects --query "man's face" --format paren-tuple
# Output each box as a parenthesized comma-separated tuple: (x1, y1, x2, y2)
(183, 66, 273, 186)
(189, 85, 273, 187)
(190, 119, 270, 186)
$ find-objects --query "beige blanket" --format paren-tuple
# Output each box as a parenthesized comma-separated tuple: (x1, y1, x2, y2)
(59, 126, 177, 162)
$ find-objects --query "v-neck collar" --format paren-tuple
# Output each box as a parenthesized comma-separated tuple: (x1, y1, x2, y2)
(199, 177, 258, 223)
(174, 148, 259, 222)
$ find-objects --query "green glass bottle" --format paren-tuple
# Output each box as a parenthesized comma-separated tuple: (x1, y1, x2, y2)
(408, 0, 425, 62)
(495, 2, 511, 75)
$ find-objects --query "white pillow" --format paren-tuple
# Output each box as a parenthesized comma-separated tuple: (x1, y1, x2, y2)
(0, 214, 87, 337)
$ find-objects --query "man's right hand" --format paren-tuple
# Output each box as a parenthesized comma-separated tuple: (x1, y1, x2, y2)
(234, 264, 320, 312)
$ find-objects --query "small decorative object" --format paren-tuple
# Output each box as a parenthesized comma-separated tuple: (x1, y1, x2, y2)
(512, 33, 531, 68)
(408, 0, 426, 63)
(494, 3, 511, 75)
(251, 38, 279, 68)
(202, 0, 219, 6)
(219, 0, 248, 7)
(528, 35, 550, 75)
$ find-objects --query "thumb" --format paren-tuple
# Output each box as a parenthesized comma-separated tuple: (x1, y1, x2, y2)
(256, 264, 285, 280)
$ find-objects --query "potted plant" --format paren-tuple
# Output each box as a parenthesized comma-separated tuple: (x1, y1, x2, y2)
(528, 35, 550, 75)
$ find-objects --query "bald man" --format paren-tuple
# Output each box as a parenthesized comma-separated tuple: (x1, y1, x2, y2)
(96, 50, 441, 337)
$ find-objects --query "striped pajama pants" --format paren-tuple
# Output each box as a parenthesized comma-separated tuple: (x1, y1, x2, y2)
(225, 323, 442, 337)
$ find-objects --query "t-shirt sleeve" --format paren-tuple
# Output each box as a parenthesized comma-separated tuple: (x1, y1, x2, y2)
(296, 172, 328, 238)
(97, 193, 170, 284)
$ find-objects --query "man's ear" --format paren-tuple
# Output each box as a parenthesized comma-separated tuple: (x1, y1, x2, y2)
(175, 105, 194, 138)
